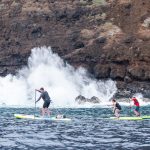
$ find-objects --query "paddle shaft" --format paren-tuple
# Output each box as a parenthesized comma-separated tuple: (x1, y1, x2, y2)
(107, 105, 114, 113)
(129, 99, 131, 116)
(34, 90, 36, 118)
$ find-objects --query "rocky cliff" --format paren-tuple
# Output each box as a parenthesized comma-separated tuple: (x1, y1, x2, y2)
(0, 0, 150, 97)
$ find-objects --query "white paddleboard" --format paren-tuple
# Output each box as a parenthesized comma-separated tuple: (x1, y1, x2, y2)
(14, 114, 71, 121)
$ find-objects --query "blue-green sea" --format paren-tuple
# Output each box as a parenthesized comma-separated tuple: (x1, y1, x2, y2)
(0, 106, 150, 150)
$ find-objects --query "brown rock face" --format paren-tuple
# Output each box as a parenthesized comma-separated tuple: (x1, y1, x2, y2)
(0, 0, 150, 97)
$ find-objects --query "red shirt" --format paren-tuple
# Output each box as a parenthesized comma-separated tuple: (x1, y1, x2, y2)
(132, 98, 140, 107)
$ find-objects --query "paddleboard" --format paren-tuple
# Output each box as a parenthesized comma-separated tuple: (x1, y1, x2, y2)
(141, 116, 150, 119)
(110, 115, 150, 120)
(110, 116, 143, 120)
(14, 114, 71, 121)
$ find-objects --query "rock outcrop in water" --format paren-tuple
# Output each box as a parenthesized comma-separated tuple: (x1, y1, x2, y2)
(0, 0, 150, 97)
(75, 95, 101, 104)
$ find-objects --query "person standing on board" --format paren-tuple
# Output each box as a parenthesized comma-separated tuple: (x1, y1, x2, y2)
(112, 99, 122, 118)
(35, 87, 51, 117)
(130, 97, 140, 116)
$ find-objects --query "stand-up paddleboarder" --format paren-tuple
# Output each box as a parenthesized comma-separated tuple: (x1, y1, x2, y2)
(35, 87, 51, 117)
(130, 97, 140, 116)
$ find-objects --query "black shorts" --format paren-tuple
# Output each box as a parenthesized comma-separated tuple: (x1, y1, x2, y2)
(43, 101, 50, 108)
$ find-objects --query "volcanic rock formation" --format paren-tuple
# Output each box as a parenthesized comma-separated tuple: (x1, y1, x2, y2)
(0, 0, 150, 97)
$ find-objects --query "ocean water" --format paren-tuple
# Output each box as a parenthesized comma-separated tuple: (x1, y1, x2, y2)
(0, 106, 150, 150)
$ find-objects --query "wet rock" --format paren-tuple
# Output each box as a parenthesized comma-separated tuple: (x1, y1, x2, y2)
(90, 96, 101, 103)
(75, 95, 86, 104)
(75, 95, 101, 104)
(0, 68, 7, 76)
(1, 102, 6, 106)
(115, 89, 131, 98)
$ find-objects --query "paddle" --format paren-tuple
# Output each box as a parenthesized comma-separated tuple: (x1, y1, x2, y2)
(106, 104, 115, 117)
(129, 98, 132, 116)
(34, 89, 37, 118)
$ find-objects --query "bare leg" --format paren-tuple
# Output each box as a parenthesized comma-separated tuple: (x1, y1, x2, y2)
(134, 110, 140, 116)
(115, 109, 120, 118)
(40, 108, 42, 115)
(45, 108, 50, 117)
(41, 108, 45, 117)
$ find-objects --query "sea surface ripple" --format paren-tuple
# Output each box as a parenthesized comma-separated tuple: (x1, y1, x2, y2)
(0, 106, 150, 150)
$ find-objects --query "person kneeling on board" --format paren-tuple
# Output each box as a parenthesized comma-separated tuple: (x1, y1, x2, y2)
(112, 99, 122, 118)
(130, 97, 140, 117)
(35, 87, 51, 117)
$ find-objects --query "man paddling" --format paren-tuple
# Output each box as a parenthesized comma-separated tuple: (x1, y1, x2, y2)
(35, 87, 51, 117)
(112, 99, 122, 118)
(130, 97, 140, 116)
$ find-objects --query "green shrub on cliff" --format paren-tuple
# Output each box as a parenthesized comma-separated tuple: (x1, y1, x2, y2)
(80, 0, 107, 6)
(92, 0, 107, 6)
(80, 0, 87, 5)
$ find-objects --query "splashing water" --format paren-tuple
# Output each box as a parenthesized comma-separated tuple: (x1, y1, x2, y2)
(132, 93, 143, 100)
(0, 47, 117, 107)
(132, 93, 147, 106)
